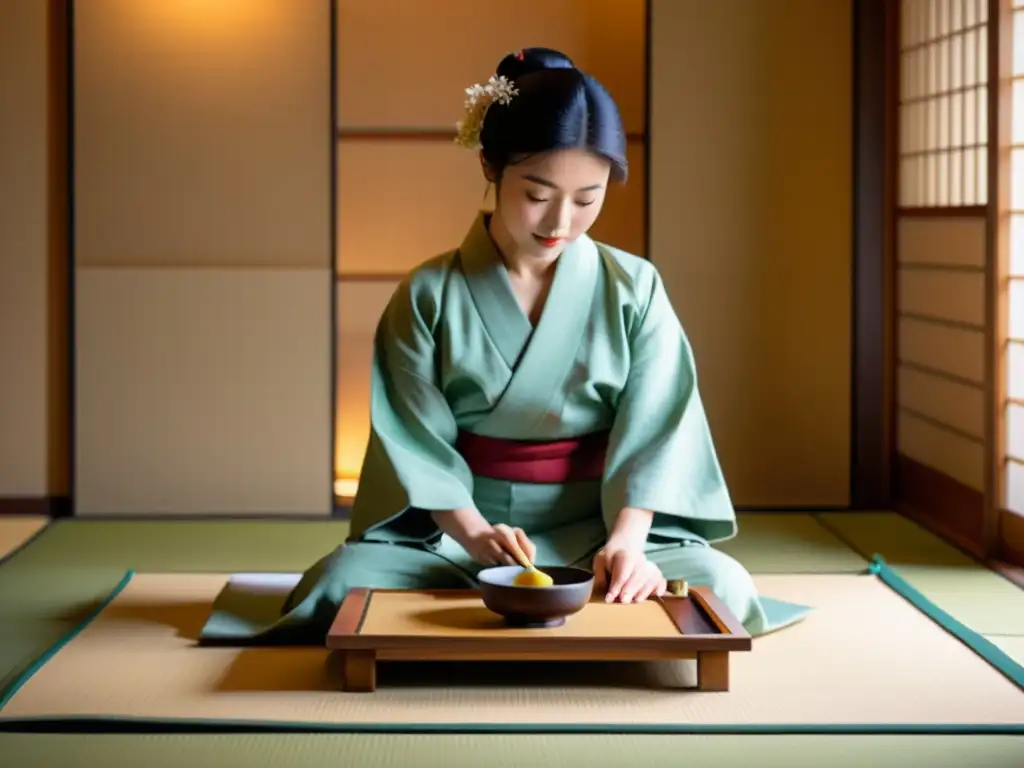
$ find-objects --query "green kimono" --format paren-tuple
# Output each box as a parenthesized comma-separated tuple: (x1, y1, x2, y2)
(199, 212, 810, 645)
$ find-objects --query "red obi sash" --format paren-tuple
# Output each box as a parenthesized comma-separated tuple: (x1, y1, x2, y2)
(455, 429, 609, 484)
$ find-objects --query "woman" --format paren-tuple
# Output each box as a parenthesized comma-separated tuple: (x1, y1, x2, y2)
(200, 48, 809, 645)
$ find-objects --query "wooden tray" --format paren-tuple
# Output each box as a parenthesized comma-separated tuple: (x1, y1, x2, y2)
(327, 587, 752, 693)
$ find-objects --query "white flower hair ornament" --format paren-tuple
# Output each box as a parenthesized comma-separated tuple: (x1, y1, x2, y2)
(454, 74, 519, 150)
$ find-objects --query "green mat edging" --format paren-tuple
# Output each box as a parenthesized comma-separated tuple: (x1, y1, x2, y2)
(0, 717, 1021, 736)
(867, 554, 1024, 690)
(0, 569, 134, 712)
(0, 564, 1022, 736)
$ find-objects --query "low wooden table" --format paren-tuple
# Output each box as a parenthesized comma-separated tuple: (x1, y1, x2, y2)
(327, 586, 752, 693)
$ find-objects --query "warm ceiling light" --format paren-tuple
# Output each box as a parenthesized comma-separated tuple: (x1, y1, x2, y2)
(127, 0, 282, 39)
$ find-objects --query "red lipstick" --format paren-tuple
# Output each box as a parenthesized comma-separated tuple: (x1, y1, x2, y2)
(534, 235, 563, 248)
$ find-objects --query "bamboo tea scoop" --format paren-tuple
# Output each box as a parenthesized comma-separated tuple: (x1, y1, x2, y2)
(509, 544, 554, 588)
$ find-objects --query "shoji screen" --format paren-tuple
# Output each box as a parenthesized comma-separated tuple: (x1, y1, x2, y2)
(1002, 0, 1024, 561)
(72, 1, 334, 515)
(332, 0, 647, 499)
(898, 1, 988, 208)
(893, 0, 990, 546)
(649, 0, 853, 507)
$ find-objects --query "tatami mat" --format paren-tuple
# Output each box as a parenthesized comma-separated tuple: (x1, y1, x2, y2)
(6, 518, 352, 572)
(0, 513, 865, 696)
(989, 635, 1024, 666)
(5, 514, 866, 574)
(877, 567, 1024, 635)
(0, 512, 1020, 764)
(716, 513, 866, 572)
(815, 512, 977, 566)
(0, 516, 48, 563)
(0, 520, 332, 699)
(1, 733, 1022, 768)
(3, 571, 1022, 731)
(817, 513, 1024, 635)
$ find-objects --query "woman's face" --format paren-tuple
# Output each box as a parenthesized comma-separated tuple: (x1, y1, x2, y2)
(485, 148, 612, 259)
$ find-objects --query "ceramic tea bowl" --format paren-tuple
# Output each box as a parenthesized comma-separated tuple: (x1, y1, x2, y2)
(476, 565, 595, 628)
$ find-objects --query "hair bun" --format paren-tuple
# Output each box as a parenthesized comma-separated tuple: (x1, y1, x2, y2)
(496, 47, 575, 81)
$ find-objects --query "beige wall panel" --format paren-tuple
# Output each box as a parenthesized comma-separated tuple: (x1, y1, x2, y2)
(649, 0, 852, 506)
(337, 139, 645, 275)
(74, 0, 330, 268)
(589, 141, 647, 257)
(0, 0, 50, 497)
(337, 139, 484, 275)
(334, 279, 400, 479)
(897, 216, 986, 267)
(75, 268, 332, 516)
(336, 0, 646, 133)
(898, 317, 984, 383)
(897, 413, 985, 492)
(897, 268, 985, 326)
(897, 365, 984, 440)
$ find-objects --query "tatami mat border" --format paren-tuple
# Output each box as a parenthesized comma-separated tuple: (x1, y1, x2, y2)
(866, 555, 1024, 690)
(0, 569, 133, 712)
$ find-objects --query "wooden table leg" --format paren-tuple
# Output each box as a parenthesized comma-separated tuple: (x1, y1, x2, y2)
(696, 650, 729, 691)
(342, 650, 376, 692)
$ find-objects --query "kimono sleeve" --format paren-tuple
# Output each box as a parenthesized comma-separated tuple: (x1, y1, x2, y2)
(348, 276, 476, 542)
(601, 268, 738, 544)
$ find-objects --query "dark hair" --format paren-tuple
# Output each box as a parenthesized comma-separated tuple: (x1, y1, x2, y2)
(478, 48, 628, 182)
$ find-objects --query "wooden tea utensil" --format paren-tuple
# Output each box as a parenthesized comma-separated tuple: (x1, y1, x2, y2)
(508, 542, 554, 587)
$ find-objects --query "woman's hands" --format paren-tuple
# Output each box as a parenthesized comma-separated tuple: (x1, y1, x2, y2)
(592, 507, 665, 603)
(466, 523, 538, 566)
(592, 544, 667, 603)
(430, 508, 537, 566)
(431, 505, 665, 598)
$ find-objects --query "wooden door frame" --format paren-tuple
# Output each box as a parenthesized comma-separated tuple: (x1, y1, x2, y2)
(850, 0, 892, 511)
